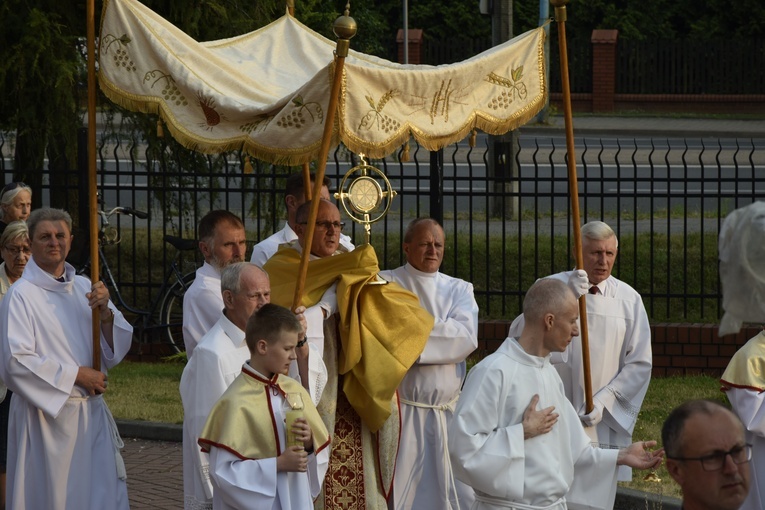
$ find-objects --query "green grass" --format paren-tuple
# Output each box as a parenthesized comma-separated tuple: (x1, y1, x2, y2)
(105, 361, 724, 498)
(104, 360, 184, 424)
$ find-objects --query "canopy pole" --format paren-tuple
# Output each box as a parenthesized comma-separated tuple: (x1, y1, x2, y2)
(87, 0, 101, 370)
(291, 4, 357, 311)
(551, 0, 592, 413)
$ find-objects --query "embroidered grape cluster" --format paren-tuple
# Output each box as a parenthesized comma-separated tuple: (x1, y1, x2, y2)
(379, 114, 400, 133)
(277, 109, 306, 128)
(161, 82, 188, 106)
(113, 48, 136, 72)
(489, 90, 514, 110)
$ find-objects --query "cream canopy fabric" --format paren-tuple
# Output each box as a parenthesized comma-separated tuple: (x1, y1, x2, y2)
(98, 0, 547, 164)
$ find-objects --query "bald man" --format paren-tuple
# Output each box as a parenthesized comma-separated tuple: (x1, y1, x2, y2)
(449, 278, 662, 510)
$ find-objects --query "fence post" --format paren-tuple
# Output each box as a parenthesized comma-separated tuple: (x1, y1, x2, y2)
(490, 134, 519, 219)
(429, 149, 443, 223)
(591, 29, 618, 113)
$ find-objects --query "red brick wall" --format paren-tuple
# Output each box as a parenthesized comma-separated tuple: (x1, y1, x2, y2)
(476, 320, 759, 378)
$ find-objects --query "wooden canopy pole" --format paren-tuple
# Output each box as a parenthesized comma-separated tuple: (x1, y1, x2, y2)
(291, 3, 357, 310)
(87, 0, 102, 370)
(551, 0, 592, 413)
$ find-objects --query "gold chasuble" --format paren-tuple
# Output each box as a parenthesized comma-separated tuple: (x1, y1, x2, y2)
(265, 243, 433, 508)
(264, 243, 434, 432)
(198, 368, 330, 458)
(721, 330, 765, 393)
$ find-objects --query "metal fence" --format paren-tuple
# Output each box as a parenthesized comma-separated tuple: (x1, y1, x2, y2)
(425, 33, 764, 96)
(2, 128, 764, 326)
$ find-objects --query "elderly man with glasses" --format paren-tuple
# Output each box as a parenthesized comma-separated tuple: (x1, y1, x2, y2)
(663, 399, 752, 510)
(264, 198, 433, 510)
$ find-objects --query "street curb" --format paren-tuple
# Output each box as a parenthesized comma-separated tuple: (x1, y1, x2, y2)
(117, 419, 182, 443)
(116, 419, 681, 509)
(615, 486, 681, 510)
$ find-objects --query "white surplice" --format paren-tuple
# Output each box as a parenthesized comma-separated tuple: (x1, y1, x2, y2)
(509, 272, 651, 487)
(206, 364, 329, 510)
(448, 338, 619, 510)
(250, 222, 354, 268)
(379, 263, 478, 510)
(180, 313, 250, 510)
(0, 257, 133, 510)
(180, 311, 327, 510)
(183, 262, 223, 357)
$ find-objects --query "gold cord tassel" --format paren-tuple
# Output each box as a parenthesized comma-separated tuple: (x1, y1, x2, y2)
(157, 118, 164, 138)
(401, 140, 410, 162)
(469, 129, 477, 148)
(243, 156, 254, 174)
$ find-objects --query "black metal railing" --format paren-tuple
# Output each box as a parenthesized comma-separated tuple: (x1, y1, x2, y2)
(2, 129, 764, 324)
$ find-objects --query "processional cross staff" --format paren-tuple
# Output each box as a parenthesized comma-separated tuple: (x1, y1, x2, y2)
(550, 0, 594, 413)
(290, 2, 357, 311)
(87, 0, 102, 370)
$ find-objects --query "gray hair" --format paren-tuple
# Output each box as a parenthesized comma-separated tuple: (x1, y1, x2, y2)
(662, 399, 739, 458)
(0, 220, 29, 248)
(403, 218, 443, 243)
(0, 183, 32, 207)
(220, 262, 267, 294)
(27, 208, 72, 239)
(581, 221, 618, 248)
(522, 278, 574, 322)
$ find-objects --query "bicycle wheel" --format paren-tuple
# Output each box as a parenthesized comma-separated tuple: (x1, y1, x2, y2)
(159, 272, 196, 354)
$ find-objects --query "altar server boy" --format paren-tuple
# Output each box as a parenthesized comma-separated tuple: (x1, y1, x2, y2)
(198, 303, 330, 510)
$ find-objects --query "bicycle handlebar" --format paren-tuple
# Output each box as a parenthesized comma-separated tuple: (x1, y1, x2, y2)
(103, 206, 149, 220)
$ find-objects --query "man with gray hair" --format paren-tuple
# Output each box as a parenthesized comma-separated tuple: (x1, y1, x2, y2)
(0, 207, 133, 509)
(180, 262, 324, 510)
(663, 399, 751, 510)
(508, 220, 652, 509)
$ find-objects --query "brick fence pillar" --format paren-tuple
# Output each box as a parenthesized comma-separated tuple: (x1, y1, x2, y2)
(590, 29, 618, 113)
(396, 29, 424, 64)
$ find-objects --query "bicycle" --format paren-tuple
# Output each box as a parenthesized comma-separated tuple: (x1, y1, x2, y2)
(75, 204, 198, 354)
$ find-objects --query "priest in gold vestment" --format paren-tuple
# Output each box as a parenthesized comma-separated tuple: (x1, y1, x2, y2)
(264, 199, 433, 509)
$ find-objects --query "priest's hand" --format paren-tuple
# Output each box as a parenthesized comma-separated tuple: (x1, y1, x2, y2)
(522, 394, 558, 439)
(76, 366, 108, 395)
(617, 440, 664, 469)
(566, 269, 590, 298)
(277, 445, 308, 473)
(293, 306, 308, 339)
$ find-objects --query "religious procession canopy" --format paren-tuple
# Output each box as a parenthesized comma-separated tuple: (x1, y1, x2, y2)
(98, 0, 547, 165)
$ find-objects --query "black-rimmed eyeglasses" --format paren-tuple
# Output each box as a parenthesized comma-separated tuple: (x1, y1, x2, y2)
(668, 444, 752, 471)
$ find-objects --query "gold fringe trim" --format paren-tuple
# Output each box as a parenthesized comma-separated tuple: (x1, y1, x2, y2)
(96, 26, 547, 165)
(401, 140, 410, 162)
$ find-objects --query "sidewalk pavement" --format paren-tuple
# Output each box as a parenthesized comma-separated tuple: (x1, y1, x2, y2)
(118, 420, 681, 510)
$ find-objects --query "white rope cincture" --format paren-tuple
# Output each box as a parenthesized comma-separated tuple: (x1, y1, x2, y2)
(399, 392, 461, 510)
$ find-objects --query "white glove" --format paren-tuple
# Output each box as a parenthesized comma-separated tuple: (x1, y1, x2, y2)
(579, 401, 603, 427)
(567, 269, 590, 298)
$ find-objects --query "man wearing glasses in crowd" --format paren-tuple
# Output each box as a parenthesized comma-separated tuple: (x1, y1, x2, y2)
(662, 399, 752, 510)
